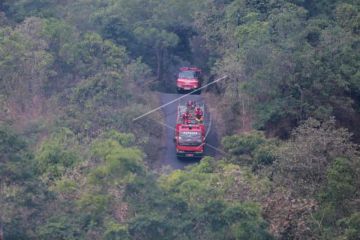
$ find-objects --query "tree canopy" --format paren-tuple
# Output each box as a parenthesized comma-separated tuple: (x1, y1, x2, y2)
(0, 0, 359, 239)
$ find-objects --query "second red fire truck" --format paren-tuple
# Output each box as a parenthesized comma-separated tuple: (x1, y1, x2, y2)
(176, 67, 202, 93)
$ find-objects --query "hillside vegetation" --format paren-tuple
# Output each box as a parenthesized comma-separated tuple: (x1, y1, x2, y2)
(0, 0, 359, 239)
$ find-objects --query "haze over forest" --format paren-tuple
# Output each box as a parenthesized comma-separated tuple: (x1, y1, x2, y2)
(0, 0, 359, 239)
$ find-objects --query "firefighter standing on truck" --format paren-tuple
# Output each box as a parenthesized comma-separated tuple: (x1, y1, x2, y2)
(187, 100, 195, 110)
(195, 106, 203, 123)
(182, 110, 192, 124)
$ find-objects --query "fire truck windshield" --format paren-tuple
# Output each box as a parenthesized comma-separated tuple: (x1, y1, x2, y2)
(179, 70, 196, 79)
(179, 131, 202, 146)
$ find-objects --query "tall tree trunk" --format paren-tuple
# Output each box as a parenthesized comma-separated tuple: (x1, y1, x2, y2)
(156, 47, 165, 89)
(0, 221, 4, 240)
(159, 49, 164, 85)
(234, 78, 239, 99)
(156, 48, 163, 81)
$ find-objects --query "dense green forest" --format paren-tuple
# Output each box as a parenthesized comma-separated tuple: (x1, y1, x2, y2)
(0, 0, 359, 239)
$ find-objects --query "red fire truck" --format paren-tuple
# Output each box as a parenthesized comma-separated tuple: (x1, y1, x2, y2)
(175, 101, 205, 158)
(176, 67, 202, 93)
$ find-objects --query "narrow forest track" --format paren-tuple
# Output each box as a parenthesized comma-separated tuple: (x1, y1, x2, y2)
(157, 92, 220, 170)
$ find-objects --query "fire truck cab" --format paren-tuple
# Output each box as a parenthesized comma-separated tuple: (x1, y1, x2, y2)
(176, 67, 202, 93)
